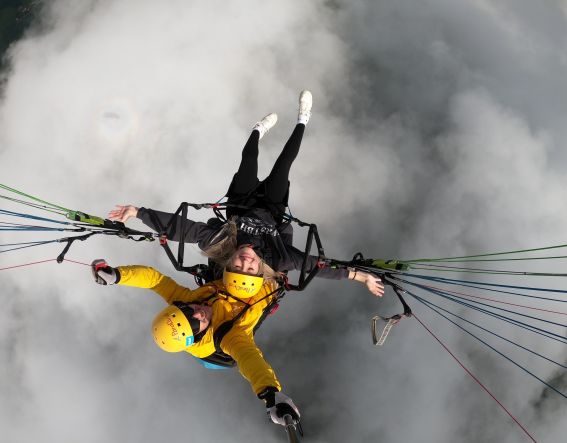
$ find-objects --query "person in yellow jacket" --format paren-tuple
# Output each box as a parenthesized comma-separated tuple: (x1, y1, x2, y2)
(91, 259, 300, 427)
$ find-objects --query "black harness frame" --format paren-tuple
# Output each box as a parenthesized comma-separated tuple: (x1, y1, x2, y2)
(148, 201, 412, 366)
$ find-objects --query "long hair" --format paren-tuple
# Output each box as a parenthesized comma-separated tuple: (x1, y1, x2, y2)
(202, 219, 238, 266)
(203, 219, 281, 282)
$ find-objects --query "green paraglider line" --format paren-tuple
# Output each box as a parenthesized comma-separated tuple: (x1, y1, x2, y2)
(0, 184, 107, 225)
(0, 183, 71, 213)
(410, 264, 567, 277)
(407, 254, 567, 265)
(0, 184, 157, 262)
(402, 243, 567, 264)
(0, 188, 561, 442)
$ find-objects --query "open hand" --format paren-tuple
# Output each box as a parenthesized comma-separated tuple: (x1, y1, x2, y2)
(108, 205, 139, 223)
(364, 273, 385, 297)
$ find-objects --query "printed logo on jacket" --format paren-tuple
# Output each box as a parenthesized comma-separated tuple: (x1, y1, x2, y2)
(237, 217, 278, 237)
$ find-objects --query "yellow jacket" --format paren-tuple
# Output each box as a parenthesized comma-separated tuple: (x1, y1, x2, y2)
(117, 265, 282, 395)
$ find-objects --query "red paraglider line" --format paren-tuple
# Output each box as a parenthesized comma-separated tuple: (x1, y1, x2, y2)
(418, 282, 567, 316)
(413, 313, 538, 443)
(0, 258, 90, 271)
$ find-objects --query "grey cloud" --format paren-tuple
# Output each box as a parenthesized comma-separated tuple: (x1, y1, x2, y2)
(1, 1, 567, 442)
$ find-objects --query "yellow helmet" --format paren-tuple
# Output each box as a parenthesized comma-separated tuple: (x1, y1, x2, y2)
(223, 270, 264, 299)
(152, 304, 199, 352)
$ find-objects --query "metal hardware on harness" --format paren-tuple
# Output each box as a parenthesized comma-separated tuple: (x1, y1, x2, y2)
(371, 314, 402, 346)
(369, 276, 413, 346)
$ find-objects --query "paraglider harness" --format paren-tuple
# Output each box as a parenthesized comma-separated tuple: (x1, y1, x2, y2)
(0, 181, 411, 361)
(186, 283, 285, 369)
(145, 186, 304, 369)
(148, 188, 413, 368)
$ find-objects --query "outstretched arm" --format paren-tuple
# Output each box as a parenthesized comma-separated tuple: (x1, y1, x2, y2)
(91, 260, 208, 304)
(286, 247, 384, 296)
(220, 330, 282, 395)
(221, 330, 300, 427)
(348, 269, 384, 297)
(287, 246, 348, 279)
(109, 204, 215, 244)
(117, 265, 215, 304)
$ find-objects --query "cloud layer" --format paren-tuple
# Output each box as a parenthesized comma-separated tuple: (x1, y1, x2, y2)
(1, 1, 567, 442)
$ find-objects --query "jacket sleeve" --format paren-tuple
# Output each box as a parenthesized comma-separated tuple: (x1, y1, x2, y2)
(277, 222, 294, 246)
(117, 265, 202, 304)
(137, 207, 214, 244)
(287, 246, 349, 280)
(220, 330, 282, 395)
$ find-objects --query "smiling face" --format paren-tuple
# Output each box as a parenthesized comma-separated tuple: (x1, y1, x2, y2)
(229, 245, 262, 275)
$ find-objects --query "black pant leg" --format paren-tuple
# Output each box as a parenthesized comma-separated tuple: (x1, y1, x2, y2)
(263, 124, 305, 203)
(226, 130, 261, 197)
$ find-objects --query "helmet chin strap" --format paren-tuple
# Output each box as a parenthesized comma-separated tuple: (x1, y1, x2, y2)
(193, 327, 208, 343)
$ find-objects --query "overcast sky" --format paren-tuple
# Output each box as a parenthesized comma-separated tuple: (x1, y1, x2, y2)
(1, 1, 567, 442)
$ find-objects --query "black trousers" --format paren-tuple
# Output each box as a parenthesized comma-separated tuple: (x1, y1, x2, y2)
(226, 124, 305, 217)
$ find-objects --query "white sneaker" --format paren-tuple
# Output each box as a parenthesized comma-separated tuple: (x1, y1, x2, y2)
(297, 90, 312, 125)
(252, 113, 278, 139)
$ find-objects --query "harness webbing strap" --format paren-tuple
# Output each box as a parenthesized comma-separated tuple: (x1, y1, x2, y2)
(206, 286, 285, 366)
(372, 315, 401, 346)
(368, 276, 413, 346)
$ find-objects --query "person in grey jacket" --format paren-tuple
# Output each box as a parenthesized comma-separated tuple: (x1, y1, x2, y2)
(109, 91, 384, 297)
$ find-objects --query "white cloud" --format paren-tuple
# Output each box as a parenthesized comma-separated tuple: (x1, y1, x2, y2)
(2, 1, 567, 442)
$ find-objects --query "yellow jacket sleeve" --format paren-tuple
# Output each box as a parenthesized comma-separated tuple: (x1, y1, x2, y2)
(117, 265, 203, 304)
(220, 328, 281, 395)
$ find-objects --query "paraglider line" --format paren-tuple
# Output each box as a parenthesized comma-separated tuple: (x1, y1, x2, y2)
(412, 292, 567, 369)
(408, 275, 567, 303)
(406, 281, 567, 316)
(0, 259, 58, 271)
(0, 240, 61, 253)
(395, 278, 567, 344)
(405, 273, 567, 297)
(399, 278, 567, 329)
(411, 291, 567, 398)
(412, 312, 538, 443)
(411, 263, 567, 277)
(0, 258, 90, 271)
(404, 242, 567, 263)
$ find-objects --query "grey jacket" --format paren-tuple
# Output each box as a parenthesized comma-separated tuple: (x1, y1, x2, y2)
(137, 207, 348, 280)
